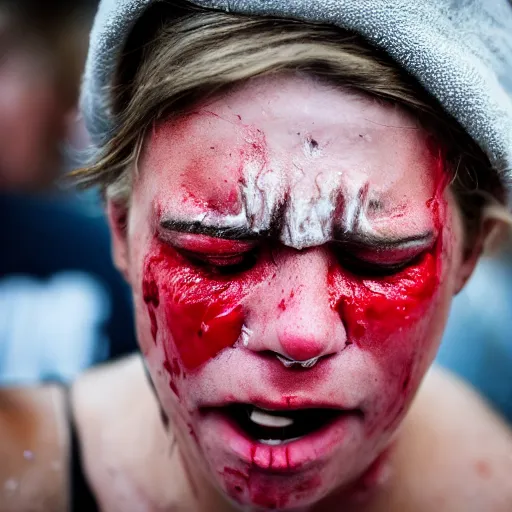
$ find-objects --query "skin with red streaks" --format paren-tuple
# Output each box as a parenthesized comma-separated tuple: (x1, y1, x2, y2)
(113, 74, 471, 511)
(475, 460, 492, 479)
(142, 277, 159, 343)
(329, 247, 440, 350)
(326, 225, 442, 431)
(221, 462, 321, 509)
(142, 240, 274, 374)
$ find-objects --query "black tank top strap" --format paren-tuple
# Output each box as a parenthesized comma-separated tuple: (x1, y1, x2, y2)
(66, 386, 99, 512)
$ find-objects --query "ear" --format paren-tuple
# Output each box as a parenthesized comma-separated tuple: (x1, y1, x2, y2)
(453, 218, 500, 294)
(106, 199, 131, 283)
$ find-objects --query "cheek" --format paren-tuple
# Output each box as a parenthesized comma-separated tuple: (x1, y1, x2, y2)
(328, 248, 441, 354)
(328, 248, 442, 421)
(328, 197, 452, 428)
(140, 241, 270, 391)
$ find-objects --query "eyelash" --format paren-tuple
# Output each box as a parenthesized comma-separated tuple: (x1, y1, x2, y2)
(173, 239, 424, 279)
(334, 250, 423, 278)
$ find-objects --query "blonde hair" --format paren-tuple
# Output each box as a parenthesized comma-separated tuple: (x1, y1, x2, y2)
(74, 0, 510, 245)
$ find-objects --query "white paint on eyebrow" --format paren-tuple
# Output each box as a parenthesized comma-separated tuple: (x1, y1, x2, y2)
(242, 157, 285, 234)
(281, 165, 341, 248)
(343, 181, 375, 236)
(187, 138, 385, 249)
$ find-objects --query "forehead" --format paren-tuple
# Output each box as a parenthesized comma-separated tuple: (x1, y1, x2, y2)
(138, 75, 441, 246)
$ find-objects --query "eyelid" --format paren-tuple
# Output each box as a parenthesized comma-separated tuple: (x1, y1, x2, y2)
(353, 246, 427, 265)
(174, 243, 259, 274)
(333, 241, 431, 267)
(157, 230, 257, 254)
(178, 249, 247, 266)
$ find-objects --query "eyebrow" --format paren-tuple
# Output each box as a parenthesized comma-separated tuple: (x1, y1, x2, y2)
(332, 229, 435, 250)
(161, 218, 434, 249)
(159, 219, 262, 240)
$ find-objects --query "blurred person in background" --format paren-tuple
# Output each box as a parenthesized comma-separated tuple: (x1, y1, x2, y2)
(0, 0, 86, 190)
(0, 0, 137, 385)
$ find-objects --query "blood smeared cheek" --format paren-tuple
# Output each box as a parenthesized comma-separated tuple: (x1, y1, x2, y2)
(328, 246, 442, 353)
(141, 240, 268, 391)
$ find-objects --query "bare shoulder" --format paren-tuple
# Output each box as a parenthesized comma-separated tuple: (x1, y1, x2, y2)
(387, 366, 512, 512)
(0, 385, 69, 512)
(71, 355, 191, 512)
(71, 355, 152, 423)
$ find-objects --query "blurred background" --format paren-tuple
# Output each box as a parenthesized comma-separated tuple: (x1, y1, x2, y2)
(0, 0, 137, 384)
(0, 0, 510, 422)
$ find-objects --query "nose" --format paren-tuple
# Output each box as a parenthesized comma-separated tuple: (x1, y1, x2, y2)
(244, 247, 348, 362)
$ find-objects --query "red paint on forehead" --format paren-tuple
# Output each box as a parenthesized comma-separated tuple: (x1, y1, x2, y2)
(149, 112, 268, 217)
(181, 166, 242, 216)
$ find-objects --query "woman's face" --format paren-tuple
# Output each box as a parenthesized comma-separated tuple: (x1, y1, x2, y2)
(113, 74, 472, 510)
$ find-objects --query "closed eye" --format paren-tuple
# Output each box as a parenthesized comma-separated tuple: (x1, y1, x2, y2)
(336, 252, 424, 277)
(331, 242, 429, 278)
(176, 247, 259, 275)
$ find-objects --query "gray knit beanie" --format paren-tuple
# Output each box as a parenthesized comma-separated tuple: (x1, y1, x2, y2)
(81, 0, 512, 203)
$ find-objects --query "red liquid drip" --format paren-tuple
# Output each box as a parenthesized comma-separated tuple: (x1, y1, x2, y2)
(168, 301, 245, 370)
(143, 276, 160, 344)
(163, 360, 180, 397)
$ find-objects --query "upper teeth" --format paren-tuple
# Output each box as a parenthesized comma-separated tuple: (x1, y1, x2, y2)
(249, 408, 294, 428)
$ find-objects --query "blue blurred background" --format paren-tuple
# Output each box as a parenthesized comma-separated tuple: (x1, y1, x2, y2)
(437, 244, 512, 422)
(0, 0, 510, 423)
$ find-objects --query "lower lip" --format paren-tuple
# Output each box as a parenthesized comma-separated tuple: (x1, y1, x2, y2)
(198, 409, 362, 473)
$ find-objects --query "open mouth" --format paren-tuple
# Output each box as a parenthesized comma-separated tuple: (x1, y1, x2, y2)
(224, 404, 360, 445)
